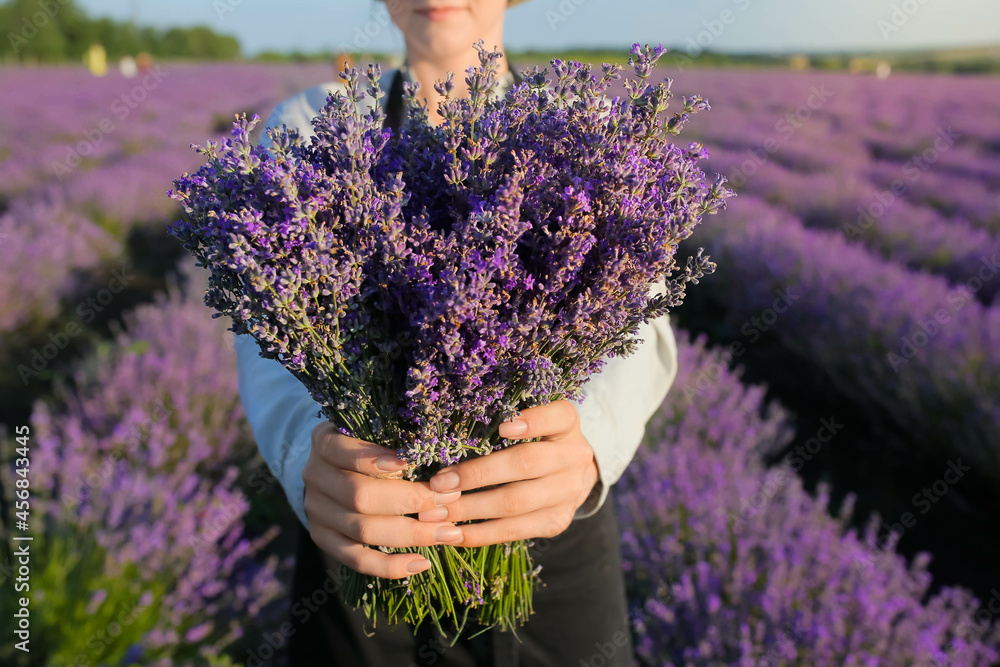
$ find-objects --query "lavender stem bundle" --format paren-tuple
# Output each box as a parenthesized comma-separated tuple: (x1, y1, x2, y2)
(168, 41, 732, 640)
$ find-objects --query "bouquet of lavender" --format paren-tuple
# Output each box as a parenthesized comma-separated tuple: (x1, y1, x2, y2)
(168, 42, 732, 639)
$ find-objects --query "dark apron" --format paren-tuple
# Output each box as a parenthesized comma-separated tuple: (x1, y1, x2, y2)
(285, 64, 633, 667)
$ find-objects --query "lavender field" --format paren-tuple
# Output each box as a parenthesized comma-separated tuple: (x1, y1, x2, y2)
(1, 61, 998, 666)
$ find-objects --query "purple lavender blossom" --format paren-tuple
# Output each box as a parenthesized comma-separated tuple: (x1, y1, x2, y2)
(0, 189, 120, 333)
(686, 195, 1000, 484)
(167, 42, 731, 633)
(618, 330, 999, 665)
(28, 265, 283, 662)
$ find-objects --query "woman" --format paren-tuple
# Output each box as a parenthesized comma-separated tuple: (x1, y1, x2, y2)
(234, 1, 679, 664)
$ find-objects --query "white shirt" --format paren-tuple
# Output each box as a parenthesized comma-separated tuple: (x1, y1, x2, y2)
(234, 68, 679, 532)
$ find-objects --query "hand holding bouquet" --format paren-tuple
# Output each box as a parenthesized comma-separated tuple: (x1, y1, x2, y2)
(168, 42, 732, 641)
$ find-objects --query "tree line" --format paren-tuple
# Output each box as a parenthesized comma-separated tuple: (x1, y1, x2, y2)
(1, 0, 240, 63)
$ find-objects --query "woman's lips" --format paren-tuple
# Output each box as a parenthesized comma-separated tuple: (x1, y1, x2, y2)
(415, 6, 464, 20)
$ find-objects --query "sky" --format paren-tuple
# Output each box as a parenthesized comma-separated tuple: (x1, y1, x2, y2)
(78, 0, 1000, 56)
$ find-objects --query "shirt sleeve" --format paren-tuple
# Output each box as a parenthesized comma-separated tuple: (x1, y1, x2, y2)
(235, 333, 324, 532)
(570, 285, 679, 520)
(235, 100, 325, 532)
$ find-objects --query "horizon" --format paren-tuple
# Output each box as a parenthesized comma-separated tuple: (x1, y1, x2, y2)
(76, 0, 1000, 58)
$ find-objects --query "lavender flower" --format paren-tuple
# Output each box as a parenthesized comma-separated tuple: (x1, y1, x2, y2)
(25, 266, 283, 663)
(618, 330, 999, 666)
(168, 42, 731, 635)
(687, 195, 1000, 486)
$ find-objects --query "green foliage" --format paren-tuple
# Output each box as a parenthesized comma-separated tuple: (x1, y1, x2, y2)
(252, 48, 392, 64)
(157, 26, 240, 60)
(0, 529, 164, 667)
(0, 0, 241, 63)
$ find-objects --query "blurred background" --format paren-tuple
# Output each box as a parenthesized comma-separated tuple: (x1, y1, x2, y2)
(0, 0, 998, 664)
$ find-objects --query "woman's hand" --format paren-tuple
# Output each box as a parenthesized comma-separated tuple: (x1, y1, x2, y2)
(303, 422, 465, 580)
(417, 399, 600, 547)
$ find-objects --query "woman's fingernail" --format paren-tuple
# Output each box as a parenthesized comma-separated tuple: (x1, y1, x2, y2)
(435, 525, 463, 543)
(420, 505, 449, 521)
(430, 471, 460, 492)
(375, 453, 402, 472)
(433, 490, 461, 506)
(499, 419, 528, 437)
(406, 558, 432, 574)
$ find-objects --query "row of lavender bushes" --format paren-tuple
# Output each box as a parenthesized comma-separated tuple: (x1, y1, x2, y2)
(0, 191, 121, 334)
(1, 65, 997, 664)
(674, 70, 1000, 307)
(701, 148, 1000, 306)
(702, 134, 1000, 241)
(677, 194, 1000, 488)
(0, 64, 345, 667)
(0, 263, 288, 666)
(616, 330, 1000, 665)
(0, 63, 339, 339)
(678, 69, 1000, 239)
(3, 261, 996, 664)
